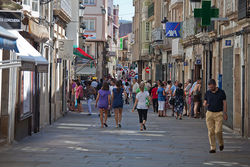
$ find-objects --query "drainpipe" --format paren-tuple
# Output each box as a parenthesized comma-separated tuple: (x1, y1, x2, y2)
(49, 1, 54, 125)
(242, 65, 245, 137)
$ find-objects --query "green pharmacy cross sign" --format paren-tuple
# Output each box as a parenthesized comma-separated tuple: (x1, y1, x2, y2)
(194, 1, 219, 26)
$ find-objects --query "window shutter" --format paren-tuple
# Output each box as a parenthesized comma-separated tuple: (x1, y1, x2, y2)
(238, 0, 247, 20)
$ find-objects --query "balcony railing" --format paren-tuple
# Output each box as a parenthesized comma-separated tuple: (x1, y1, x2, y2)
(148, 3, 154, 18)
(54, 0, 72, 21)
(152, 28, 163, 42)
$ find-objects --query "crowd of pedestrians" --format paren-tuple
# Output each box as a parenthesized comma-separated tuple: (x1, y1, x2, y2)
(68, 76, 228, 154)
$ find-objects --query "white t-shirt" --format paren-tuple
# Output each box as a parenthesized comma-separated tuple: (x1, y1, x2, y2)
(132, 82, 139, 93)
(136, 91, 149, 109)
(109, 85, 116, 95)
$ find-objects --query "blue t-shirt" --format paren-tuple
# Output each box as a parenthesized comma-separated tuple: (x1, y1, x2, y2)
(157, 87, 165, 101)
(171, 85, 176, 94)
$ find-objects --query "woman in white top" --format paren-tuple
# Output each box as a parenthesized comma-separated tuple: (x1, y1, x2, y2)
(132, 83, 150, 131)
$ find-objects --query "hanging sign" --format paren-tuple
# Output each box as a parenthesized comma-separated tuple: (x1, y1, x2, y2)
(0, 11, 22, 29)
(58, 39, 73, 60)
(194, 1, 219, 26)
(165, 22, 182, 38)
(129, 70, 136, 77)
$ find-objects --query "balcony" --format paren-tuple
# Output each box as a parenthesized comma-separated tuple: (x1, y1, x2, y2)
(54, 0, 72, 23)
(170, 0, 183, 9)
(148, 3, 154, 18)
(152, 28, 164, 42)
(172, 38, 183, 59)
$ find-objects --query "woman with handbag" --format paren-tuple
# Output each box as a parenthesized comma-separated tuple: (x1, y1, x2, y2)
(173, 83, 185, 120)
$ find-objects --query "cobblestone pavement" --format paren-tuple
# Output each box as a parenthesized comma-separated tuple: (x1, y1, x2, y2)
(0, 102, 250, 167)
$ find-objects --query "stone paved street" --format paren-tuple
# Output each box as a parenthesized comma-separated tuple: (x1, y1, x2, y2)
(0, 103, 250, 167)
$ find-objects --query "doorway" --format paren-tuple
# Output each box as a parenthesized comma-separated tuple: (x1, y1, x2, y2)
(223, 47, 234, 128)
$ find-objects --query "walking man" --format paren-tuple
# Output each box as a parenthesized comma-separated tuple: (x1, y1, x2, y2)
(132, 79, 139, 104)
(203, 79, 227, 153)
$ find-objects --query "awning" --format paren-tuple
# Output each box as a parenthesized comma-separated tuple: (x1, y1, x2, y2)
(9, 30, 49, 73)
(73, 46, 94, 60)
(0, 26, 19, 52)
(76, 65, 96, 76)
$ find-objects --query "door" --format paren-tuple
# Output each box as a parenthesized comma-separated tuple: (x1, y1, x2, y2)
(223, 47, 234, 128)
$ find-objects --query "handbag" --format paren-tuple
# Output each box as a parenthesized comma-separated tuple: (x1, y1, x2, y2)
(169, 96, 175, 105)
(75, 98, 78, 108)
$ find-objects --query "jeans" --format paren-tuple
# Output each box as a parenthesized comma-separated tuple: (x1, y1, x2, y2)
(87, 98, 93, 114)
(137, 109, 148, 123)
(132, 93, 136, 104)
(191, 96, 194, 117)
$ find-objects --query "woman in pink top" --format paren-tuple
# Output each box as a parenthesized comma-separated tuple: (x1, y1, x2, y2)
(76, 81, 84, 112)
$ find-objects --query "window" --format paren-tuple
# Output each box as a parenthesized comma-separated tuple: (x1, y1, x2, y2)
(83, 19, 95, 31)
(32, 0, 39, 11)
(84, 0, 95, 5)
(145, 22, 150, 41)
(23, 0, 30, 5)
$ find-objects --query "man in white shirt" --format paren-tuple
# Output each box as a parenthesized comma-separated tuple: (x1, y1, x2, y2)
(132, 79, 139, 104)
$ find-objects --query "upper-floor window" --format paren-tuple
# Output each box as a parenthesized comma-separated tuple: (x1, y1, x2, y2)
(23, 0, 30, 5)
(82, 19, 95, 31)
(84, 0, 95, 5)
(32, 0, 39, 11)
(22, 0, 39, 16)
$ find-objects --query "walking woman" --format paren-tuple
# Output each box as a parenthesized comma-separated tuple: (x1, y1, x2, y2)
(132, 83, 150, 131)
(112, 81, 126, 128)
(157, 82, 166, 117)
(151, 83, 158, 113)
(193, 78, 202, 118)
(173, 83, 185, 120)
(95, 82, 111, 128)
(75, 81, 84, 112)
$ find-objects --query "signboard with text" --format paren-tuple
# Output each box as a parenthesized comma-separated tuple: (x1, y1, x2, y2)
(58, 39, 74, 60)
(0, 11, 22, 29)
(165, 22, 182, 38)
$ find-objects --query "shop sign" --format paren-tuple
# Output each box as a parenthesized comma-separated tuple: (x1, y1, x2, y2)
(145, 67, 150, 74)
(83, 32, 96, 39)
(0, 11, 22, 29)
(196, 59, 202, 65)
(184, 62, 188, 66)
(194, 1, 219, 26)
(58, 39, 73, 60)
(165, 22, 182, 38)
(225, 40, 232, 46)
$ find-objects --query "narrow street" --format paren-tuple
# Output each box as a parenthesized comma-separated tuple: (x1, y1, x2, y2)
(0, 103, 249, 167)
